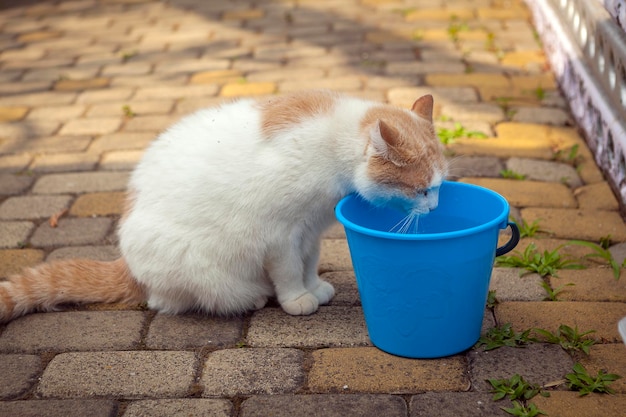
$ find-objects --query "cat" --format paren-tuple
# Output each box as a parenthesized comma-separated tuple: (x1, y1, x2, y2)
(0, 90, 447, 322)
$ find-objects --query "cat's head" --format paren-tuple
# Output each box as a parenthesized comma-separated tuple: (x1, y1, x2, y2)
(356, 95, 447, 216)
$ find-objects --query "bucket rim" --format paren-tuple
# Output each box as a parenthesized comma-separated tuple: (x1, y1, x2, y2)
(335, 181, 510, 241)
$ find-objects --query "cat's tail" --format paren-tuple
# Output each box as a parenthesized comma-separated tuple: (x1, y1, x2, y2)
(0, 258, 146, 323)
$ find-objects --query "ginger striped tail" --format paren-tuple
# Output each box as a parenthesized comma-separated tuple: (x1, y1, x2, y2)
(0, 258, 145, 323)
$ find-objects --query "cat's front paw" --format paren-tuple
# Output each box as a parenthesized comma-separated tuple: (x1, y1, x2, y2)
(310, 279, 335, 305)
(280, 292, 319, 316)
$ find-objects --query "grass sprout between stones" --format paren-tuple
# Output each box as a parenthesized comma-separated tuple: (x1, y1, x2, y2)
(567, 239, 624, 280)
(489, 374, 550, 402)
(476, 323, 537, 351)
(495, 243, 585, 277)
(539, 280, 574, 301)
(533, 325, 596, 355)
(566, 363, 622, 396)
(511, 218, 547, 238)
(489, 374, 549, 417)
(501, 169, 527, 180)
(436, 122, 488, 144)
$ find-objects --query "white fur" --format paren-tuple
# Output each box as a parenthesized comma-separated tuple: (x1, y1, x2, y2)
(119, 94, 442, 316)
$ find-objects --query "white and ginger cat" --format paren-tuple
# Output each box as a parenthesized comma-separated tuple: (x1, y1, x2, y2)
(0, 90, 447, 322)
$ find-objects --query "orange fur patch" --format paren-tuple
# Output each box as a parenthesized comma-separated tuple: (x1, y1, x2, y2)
(361, 105, 445, 195)
(257, 90, 337, 139)
(1, 257, 145, 323)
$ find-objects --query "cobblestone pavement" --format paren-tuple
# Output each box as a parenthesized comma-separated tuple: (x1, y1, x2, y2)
(1, 0, 626, 416)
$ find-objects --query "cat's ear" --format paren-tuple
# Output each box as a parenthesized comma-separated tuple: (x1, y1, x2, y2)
(411, 95, 433, 122)
(370, 120, 405, 164)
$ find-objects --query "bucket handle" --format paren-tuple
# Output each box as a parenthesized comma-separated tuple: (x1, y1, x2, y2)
(495, 222, 520, 257)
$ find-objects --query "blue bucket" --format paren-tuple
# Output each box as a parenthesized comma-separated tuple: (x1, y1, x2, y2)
(335, 181, 519, 358)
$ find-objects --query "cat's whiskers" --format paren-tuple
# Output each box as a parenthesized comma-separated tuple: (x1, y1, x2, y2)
(390, 212, 420, 234)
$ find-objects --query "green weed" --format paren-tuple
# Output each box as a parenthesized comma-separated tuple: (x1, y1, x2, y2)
(501, 401, 547, 417)
(539, 280, 574, 301)
(489, 374, 550, 402)
(476, 323, 537, 351)
(511, 218, 546, 238)
(552, 144, 580, 164)
(122, 105, 136, 118)
(566, 363, 622, 396)
(486, 290, 498, 309)
(534, 325, 596, 355)
(500, 169, 527, 180)
(437, 122, 488, 144)
(567, 239, 624, 280)
(495, 243, 585, 277)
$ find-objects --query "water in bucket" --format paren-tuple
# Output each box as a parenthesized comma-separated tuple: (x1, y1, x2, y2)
(335, 181, 519, 358)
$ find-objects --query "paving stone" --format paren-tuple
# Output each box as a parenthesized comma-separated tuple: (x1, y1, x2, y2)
(33, 172, 129, 194)
(1, 135, 93, 155)
(100, 150, 144, 170)
(505, 157, 582, 188)
(123, 115, 179, 133)
(0, 399, 119, 417)
(0, 120, 60, 140)
(0, 311, 146, 353)
(404, 8, 475, 21)
(447, 155, 504, 179)
(426, 73, 510, 89)
(0, 249, 44, 278)
(309, 347, 469, 393)
(77, 88, 135, 104)
(0, 154, 32, 173)
(440, 102, 504, 123)
(554, 269, 626, 301)
(0, 354, 41, 399)
(30, 152, 100, 173)
(489, 268, 545, 301)
(69, 192, 125, 217)
(459, 177, 577, 208)
(512, 106, 572, 126)
(88, 132, 154, 153)
(533, 391, 626, 417)
(495, 301, 626, 342)
(54, 77, 110, 91)
(468, 343, 574, 391)
(123, 399, 233, 417)
(574, 182, 620, 210)
(59, 118, 122, 136)
(240, 394, 407, 417)
(385, 61, 466, 76)
(409, 392, 506, 417)
(133, 85, 219, 100)
(201, 348, 304, 395)
(46, 245, 120, 262)
(322, 271, 360, 306)
(0, 106, 28, 122)
(247, 307, 370, 348)
(0, 221, 34, 248)
(279, 77, 363, 93)
(189, 69, 244, 84)
(0, 91, 77, 107)
(609, 241, 626, 266)
(37, 351, 196, 398)
(220, 82, 277, 97)
(0, 173, 34, 195)
(86, 100, 173, 118)
(521, 208, 626, 241)
(146, 313, 243, 349)
(0, 195, 73, 220)
(30, 217, 112, 247)
(510, 74, 558, 90)
(319, 239, 352, 272)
